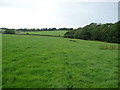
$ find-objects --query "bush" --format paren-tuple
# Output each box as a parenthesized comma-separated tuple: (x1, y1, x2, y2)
(4, 29, 15, 34)
(26, 33, 29, 35)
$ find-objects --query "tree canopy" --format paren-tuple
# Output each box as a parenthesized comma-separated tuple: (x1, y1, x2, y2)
(64, 21, 120, 44)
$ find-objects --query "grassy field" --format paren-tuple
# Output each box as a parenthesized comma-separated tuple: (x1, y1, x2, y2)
(24, 31, 67, 36)
(0, 34, 2, 89)
(2, 34, 118, 88)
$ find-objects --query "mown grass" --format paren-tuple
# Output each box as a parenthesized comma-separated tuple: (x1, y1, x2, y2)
(2, 34, 118, 88)
(25, 31, 67, 36)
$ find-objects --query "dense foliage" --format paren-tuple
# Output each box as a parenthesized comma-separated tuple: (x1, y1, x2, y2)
(4, 29, 15, 34)
(64, 21, 120, 43)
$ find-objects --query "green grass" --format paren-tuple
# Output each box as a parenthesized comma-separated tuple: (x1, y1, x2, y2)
(15, 31, 26, 34)
(0, 34, 2, 89)
(2, 34, 118, 88)
(25, 31, 67, 36)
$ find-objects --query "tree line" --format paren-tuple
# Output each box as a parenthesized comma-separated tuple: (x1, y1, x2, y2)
(0, 27, 73, 32)
(64, 21, 120, 44)
(1, 21, 119, 44)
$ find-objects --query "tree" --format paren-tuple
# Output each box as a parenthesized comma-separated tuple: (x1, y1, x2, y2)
(64, 30, 75, 38)
(64, 21, 119, 43)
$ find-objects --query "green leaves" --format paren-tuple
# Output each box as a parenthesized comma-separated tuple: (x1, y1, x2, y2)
(64, 21, 119, 44)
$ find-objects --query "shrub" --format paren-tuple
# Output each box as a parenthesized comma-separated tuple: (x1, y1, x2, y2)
(26, 33, 29, 35)
(4, 29, 15, 34)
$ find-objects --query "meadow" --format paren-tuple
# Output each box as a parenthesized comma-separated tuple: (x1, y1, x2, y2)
(0, 34, 2, 89)
(19, 31, 67, 36)
(2, 33, 118, 88)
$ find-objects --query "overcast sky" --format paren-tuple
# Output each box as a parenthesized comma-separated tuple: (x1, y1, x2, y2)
(0, 0, 119, 29)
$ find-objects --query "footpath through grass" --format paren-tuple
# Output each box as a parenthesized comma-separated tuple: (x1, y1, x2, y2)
(2, 34, 118, 88)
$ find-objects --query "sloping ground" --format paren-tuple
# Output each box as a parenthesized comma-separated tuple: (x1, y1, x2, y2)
(20, 31, 67, 36)
(2, 34, 118, 88)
